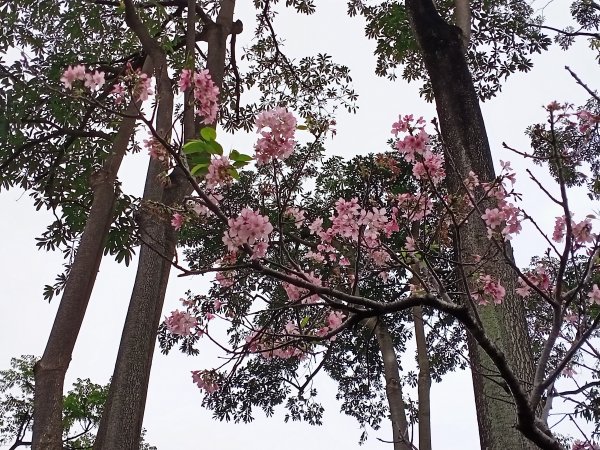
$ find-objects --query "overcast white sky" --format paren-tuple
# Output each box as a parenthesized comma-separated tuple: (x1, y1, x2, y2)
(1, 2, 599, 449)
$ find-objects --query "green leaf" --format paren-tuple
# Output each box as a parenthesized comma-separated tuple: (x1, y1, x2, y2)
(296, 124, 308, 130)
(200, 127, 217, 142)
(206, 140, 223, 155)
(183, 140, 210, 154)
(230, 150, 253, 162)
(227, 167, 240, 180)
(189, 151, 211, 165)
(233, 161, 250, 168)
(191, 163, 210, 175)
(300, 316, 309, 328)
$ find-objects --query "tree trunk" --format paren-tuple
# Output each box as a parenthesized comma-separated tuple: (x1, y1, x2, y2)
(412, 306, 432, 450)
(93, 3, 236, 449)
(367, 319, 412, 450)
(31, 58, 151, 450)
(404, 1, 537, 449)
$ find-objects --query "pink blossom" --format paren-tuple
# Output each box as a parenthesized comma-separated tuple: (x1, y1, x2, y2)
(474, 274, 505, 305)
(134, 73, 152, 102)
(572, 440, 600, 450)
(111, 83, 125, 104)
(178, 68, 193, 92)
(515, 278, 532, 298)
(205, 156, 233, 189)
(193, 69, 219, 124)
(572, 218, 594, 245)
(84, 70, 105, 90)
(191, 191, 223, 216)
(588, 284, 600, 305)
(171, 212, 184, 231)
(577, 110, 599, 133)
(411, 150, 445, 185)
(223, 208, 273, 258)
(482, 208, 504, 230)
(145, 137, 169, 163)
(327, 311, 345, 330)
(553, 216, 566, 242)
(254, 107, 297, 165)
(165, 310, 197, 336)
(60, 64, 86, 89)
(191, 370, 220, 393)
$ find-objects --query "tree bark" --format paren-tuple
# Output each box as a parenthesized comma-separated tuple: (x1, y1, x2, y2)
(366, 319, 412, 450)
(412, 306, 432, 450)
(404, 1, 537, 449)
(93, 2, 236, 449)
(31, 59, 151, 450)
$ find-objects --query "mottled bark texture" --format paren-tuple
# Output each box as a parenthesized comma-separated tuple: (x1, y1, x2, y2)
(32, 58, 151, 450)
(405, 1, 537, 449)
(93, 2, 237, 449)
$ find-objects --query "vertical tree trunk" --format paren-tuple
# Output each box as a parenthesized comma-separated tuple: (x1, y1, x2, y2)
(368, 319, 412, 450)
(31, 58, 151, 450)
(404, 1, 537, 449)
(94, 3, 237, 449)
(412, 306, 432, 450)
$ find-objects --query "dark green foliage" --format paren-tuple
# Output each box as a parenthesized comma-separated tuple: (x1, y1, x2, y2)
(0, 355, 157, 449)
(347, 0, 551, 100)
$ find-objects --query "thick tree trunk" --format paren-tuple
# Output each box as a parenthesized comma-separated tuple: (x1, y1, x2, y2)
(412, 306, 432, 450)
(93, 3, 236, 449)
(31, 59, 151, 450)
(404, 1, 537, 449)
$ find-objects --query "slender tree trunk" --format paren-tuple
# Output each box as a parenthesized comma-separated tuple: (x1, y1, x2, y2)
(31, 58, 151, 450)
(405, 1, 537, 449)
(365, 319, 412, 450)
(412, 306, 432, 450)
(94, 3, 237, 448)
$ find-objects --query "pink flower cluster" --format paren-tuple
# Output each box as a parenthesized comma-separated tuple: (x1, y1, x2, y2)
(515, 265, 551, 298)
(205, 156, 233, 189)
(588, 284, 600, 305)
(480, 180, 522, 240)
(222, 208, 273, 258)
(282, 272, 323, 304)
(572, 440, 600, 450)
(145, 137, 170, 163)
(552, 215, 596, 246)
(472, 274, 506, 305)
(61, 64, 105, 90)
(165, 310, 198, 336)
(576, 110, 599, 133)
(190, 191, 223, 217)
(179, 69, 219, 125)
(254, 107, 297, 165)
(191, 370, 220, 393)
(392, 115, 445, 185)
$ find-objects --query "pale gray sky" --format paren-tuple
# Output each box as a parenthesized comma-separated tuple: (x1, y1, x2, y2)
(1, 2, 599, 449)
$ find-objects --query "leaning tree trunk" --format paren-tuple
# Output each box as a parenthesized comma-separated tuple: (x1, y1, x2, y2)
(405, 1, 537, 449)
(93, 2, 237, 449)
(31, 58, 151, 450)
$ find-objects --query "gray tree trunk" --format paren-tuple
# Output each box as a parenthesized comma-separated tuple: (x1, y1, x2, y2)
(405, 1, 537, 449)
(31, 58, 151, 450)
(412, 306, 432, 450)
(365, 319, 412, 450)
